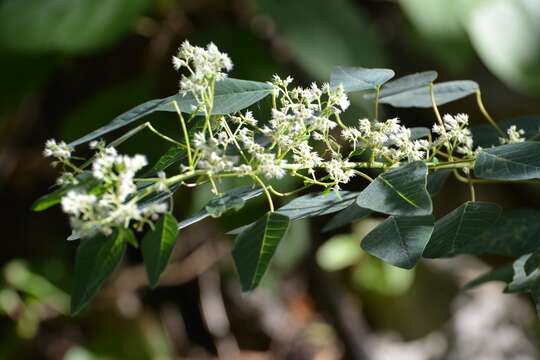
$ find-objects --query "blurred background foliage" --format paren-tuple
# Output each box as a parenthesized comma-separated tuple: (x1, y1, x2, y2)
(1, 0, 540, 359)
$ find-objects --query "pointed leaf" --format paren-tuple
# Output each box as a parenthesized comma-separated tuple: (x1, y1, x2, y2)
(178, 187, 263, 230)
(423, 202, 501, 258)
(474, 142, 540, 180)
(378, 80, 478, 108)
(277, 191, 359, 221)
(141, 213, 179, 288)
(32, 172, 98, 211)
(361, 215, 434, 269)
(232, 212, 290, 291)
(145, 146, 186, 175)
(71, 229, 128, 315)
(356, 161, 432, 216)
(322, 204, 372, 232)
(69, 78, 272, 147)
(330, 66, 394, 92)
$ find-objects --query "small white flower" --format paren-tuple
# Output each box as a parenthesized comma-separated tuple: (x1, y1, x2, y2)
(43, 139, 72, 162)
(500, 125, 525, 144)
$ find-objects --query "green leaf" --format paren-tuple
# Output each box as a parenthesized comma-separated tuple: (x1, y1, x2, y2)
(477, 209, 540, 257)
(322, 204, 372, 233)
(69, 78, 272, 147)
(276, 191, 359, 221)
(145, 146, 186, 175)
(361, 215, 434, 269)
(474, 142, 540, 180)
(426, 169, 452, 196)
(0, 0, 150, 54)
(377, 71, 438, 98)
(506, 254, 540, 293)
(32, 172, 98, 212)
(71, 229, 128, 315)
(205, 192, 246, 218)
(141, 213, 179, 288)
(232, 212, 290, 291)
(423, 202, 501, 258)
(330, 66, 394, 92)
(378, 80, 479, 108)
(471, 116, 540, 147)
(178, 187, 263, 230)
(356, 161, 432, 216)
(463, 263, 514, 290)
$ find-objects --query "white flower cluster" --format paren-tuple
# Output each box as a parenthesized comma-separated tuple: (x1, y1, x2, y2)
(172, 41, 233, 101)
(342, 118, 429, 163)
(43, 139, 72, 163)
(432, 114, 474, 156)
(59, 145, 167, 238)
(500, 125, 525, 144)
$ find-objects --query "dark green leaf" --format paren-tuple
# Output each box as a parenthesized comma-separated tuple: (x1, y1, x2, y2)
(330, 66, 394, 92)
(426, 169, 452, 196)
(423, 202, 501, 258)
(205, 192, 246, 218)
(356, 161, 432, 216)
(477, 209, 540, 257)
(0, 0, 150, 54)
(145, 146, 186, 176)
(474, 142, 540, 180)
(322, 204, 372, 232)
(277, 191, 359, 221)
(141, 213, 179, 288)
(471, 116, 540, 147)
(378, 80, 478, 108)
(178, 187, 263, 230)
(71, 229, 128, 315)
(232, 212, 290, 291)
(506, 254, 540, 293)
(69, 78, 272, 147)
(362, 215, 434, 269)
(463, 263, 514, 291)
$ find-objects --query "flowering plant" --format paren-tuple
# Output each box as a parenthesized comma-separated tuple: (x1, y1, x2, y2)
(36, 42, 540, 315)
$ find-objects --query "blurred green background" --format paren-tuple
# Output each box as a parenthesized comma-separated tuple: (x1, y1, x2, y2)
(1, 0, 540, 359)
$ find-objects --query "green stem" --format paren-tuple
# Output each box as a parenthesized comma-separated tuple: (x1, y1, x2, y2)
(476, 90, 505, 137)
(172, 100, 193, 166)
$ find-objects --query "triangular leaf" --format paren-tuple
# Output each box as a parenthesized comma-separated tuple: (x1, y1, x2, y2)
(423, 202, 501, 258)
(356, 161, 432, 216)
(426, 169, 452, 196)
(142, 213, 179, 288)
(474, 142, 540, 180)
(322, 204, 372, 232)
(378, 80, 478, 108)
(361, 215, 434, 269)
(69, 78, 272, 147)
(232, 212, 290, 291)
(71, 229, 128, 315)
(330, 66, 394, 92)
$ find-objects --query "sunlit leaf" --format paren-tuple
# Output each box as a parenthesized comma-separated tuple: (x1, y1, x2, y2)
(232, 212, 290, 291)
(362, 215, 434, 269)
(474, 142, 540, 180)
(423, 202, 501, 258)
(377, 71, 438, 98)
(378, 80, 479, 108)
(276, 191, 359, 221)
(71, 229, 128, 315)
(357, 161, 432, 216)
(141, 213, 178, 288)
(330, 66, 394, 92)
(69, 78, 272, 147)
